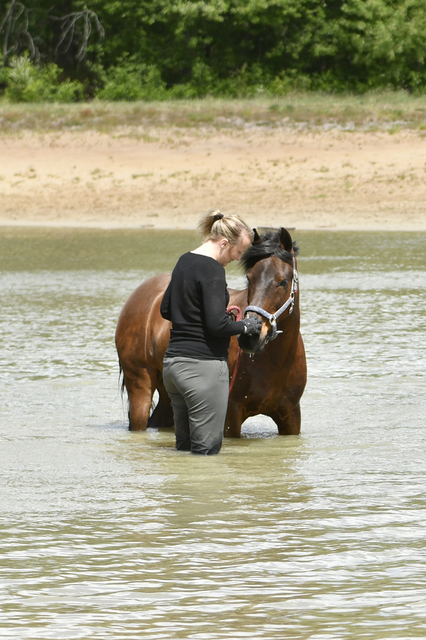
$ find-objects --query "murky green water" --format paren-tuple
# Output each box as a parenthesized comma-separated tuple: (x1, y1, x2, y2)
(1, 227, 425, 639)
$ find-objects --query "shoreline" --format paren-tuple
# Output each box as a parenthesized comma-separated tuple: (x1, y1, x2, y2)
(1, 220, 424, 232)
(1, 127, 425, 232)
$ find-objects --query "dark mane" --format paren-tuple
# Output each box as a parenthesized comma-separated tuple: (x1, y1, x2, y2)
(241, 229, 299, 273)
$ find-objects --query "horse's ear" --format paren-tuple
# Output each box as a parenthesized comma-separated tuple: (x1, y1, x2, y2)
(279, 227, 293, 252)
(252, 228, 262, 244)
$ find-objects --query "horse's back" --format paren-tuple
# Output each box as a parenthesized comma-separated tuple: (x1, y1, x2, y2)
(116, 273, 171, 371)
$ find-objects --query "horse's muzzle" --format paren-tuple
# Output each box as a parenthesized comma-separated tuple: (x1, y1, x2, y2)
(238, 330, 267, 354)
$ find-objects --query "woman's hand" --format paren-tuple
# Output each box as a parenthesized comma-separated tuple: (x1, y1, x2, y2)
(241, 316, 262, 335)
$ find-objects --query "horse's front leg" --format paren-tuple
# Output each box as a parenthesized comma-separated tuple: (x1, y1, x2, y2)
(271, 403, 301, 436)
(224, 397, 245, 438)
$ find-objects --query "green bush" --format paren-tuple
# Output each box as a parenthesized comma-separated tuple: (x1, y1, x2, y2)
(3, 0, 426, 100)
(0, 54, 7, 88)
(264, 72, 312, 97)
(4, 56, 83, 102)
(166, 63, 306, 100)
(96, 58, 167, 100)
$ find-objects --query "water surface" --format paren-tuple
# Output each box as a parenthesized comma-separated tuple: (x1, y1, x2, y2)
(1, 228, 425, 639)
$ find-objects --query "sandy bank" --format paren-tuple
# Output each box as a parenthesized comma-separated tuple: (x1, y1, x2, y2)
(1, 127, 425, 231)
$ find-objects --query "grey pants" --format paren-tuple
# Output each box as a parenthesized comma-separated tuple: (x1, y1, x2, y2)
(162, 356, 229, 455)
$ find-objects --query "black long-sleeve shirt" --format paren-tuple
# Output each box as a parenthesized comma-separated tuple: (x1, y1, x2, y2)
(160, 252, 245, 360)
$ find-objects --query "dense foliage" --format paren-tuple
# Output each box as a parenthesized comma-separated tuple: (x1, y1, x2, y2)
(2, 0, 426, 101)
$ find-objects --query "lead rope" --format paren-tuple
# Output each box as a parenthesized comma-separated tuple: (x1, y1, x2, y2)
(226, 305, 242, 394)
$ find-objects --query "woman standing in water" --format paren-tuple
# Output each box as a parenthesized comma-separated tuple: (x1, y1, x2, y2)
(160, 209, 262, 455)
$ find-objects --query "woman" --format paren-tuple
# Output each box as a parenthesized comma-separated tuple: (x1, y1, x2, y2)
(160, 209, 262, 455)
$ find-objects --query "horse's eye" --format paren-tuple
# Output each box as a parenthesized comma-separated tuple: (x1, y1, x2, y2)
(278, 279, 288, 287)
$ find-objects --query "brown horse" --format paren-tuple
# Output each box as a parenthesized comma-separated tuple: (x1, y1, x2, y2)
(115, 227, 306, 437)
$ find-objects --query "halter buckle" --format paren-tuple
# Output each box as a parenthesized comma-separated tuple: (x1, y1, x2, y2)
(266, 326, 283, 343)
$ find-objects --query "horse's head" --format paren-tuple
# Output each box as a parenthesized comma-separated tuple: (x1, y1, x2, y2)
(238, 227, 299, 354)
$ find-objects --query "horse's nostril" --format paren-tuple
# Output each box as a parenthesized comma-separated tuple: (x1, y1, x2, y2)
(238, 331, 266, 354)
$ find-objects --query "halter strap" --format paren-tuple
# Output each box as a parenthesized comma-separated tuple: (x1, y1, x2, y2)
(244, 257, 298, 343)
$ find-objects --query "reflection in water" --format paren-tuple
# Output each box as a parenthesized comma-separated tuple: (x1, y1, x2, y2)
(1, 228, 426, 638)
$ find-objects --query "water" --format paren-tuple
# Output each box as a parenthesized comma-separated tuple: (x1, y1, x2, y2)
(1, 227, 425, 639)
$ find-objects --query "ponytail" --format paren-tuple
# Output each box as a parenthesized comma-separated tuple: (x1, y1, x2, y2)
(197, 209, 254, 245)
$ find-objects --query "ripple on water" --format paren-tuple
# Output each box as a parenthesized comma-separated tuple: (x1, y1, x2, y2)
(1, 229, 426, 639)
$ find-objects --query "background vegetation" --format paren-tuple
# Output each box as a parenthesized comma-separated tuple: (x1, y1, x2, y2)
(1, 0, 426, 101)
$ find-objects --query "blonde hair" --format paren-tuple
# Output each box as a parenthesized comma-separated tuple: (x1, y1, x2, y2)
(197, 208, 254, 245)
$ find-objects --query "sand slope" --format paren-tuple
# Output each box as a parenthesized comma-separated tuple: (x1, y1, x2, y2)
(1, 128, 425, 230)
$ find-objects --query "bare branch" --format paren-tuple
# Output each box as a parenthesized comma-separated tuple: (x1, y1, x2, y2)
(0, 0, 37, 65)
(52, 10, 105, 61)
(1, 3, 104, 67)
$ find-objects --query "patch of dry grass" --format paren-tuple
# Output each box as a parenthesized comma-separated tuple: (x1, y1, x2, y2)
(1, 92, 426, 134)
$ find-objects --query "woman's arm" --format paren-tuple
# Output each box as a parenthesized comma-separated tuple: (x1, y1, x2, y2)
(160, 281, 172, 321)
(200, 268, 245, 337)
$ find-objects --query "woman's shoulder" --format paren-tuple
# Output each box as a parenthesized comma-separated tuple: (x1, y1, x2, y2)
(172, 254, 223, 288)
(179, 251, 223, 272)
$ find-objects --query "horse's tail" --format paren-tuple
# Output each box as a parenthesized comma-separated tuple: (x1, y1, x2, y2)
(118, 360, 126, 398)
(118, 360, 132, 428)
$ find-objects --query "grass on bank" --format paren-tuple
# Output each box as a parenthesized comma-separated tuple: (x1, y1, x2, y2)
(1, 92, 426, 133)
